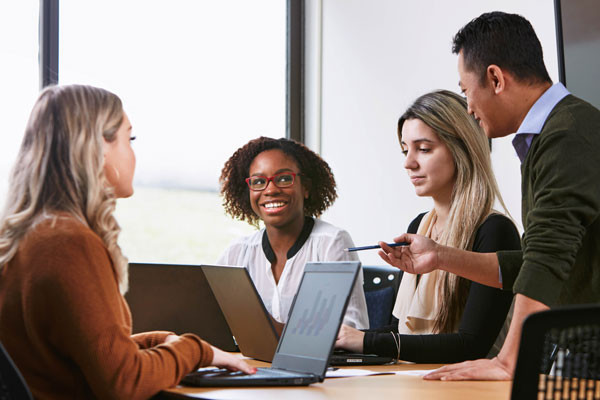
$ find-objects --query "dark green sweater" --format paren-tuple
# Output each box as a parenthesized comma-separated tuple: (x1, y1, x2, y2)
(498, 95, 600, 306)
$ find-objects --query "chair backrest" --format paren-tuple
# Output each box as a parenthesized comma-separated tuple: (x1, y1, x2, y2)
(511, 303, 600, 400)
(362, 265, 402, 329)
(0, 341, 33, 400)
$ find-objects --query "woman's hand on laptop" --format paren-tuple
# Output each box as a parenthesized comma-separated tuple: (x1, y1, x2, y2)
(211, 346, 257, 375)
(335, 324, 364, 353)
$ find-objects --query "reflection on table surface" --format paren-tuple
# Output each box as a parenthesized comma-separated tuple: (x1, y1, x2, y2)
(158, 355, 512, 400)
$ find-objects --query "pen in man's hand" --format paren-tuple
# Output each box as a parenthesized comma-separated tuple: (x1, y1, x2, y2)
(344, 242, 409, 252)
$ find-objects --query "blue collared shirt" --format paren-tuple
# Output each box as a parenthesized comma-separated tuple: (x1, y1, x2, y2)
(512, 82, 570, 163)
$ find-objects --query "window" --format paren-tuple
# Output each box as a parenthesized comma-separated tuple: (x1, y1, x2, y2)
(59, 1, 287, 263)
(0, 3, 40, 212)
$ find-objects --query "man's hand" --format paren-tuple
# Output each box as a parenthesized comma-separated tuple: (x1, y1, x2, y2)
(335, 324, 365, 353)
(424, 295, 550, 381)
(379, 234, 502, 288)
(423, 357, 512, 381)
(378, 233, 440, 274)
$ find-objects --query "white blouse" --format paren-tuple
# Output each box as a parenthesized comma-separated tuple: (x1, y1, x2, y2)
(217, 218, 369, 329)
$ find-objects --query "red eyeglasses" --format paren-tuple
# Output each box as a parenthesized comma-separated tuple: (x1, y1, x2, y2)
(245, 172, 300, 191)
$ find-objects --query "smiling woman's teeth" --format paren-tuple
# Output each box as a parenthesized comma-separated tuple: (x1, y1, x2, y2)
(264, 202, 285, 208)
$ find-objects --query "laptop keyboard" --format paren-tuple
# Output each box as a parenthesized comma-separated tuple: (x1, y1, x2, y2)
(186, 367, 304, 380)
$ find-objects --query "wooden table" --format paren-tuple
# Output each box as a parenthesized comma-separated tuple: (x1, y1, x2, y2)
(158, 357, 512, 399)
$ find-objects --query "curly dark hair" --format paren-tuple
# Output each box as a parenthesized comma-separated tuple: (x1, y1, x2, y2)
(220, 137, 337, 227)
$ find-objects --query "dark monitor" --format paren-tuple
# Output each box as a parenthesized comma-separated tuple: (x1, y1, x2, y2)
(125, 263, 237, 352)
(555, 0, 600, 109)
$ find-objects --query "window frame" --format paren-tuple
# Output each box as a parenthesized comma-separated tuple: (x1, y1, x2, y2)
(39, 0, 304, 139)
(39, 0, 59, 88)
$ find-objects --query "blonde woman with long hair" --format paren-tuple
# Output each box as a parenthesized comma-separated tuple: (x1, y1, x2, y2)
(336, 90, 520, 363)
(0, 84, 253, 399)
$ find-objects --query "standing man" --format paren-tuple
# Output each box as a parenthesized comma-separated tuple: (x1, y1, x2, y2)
(380, 11, 600, 380)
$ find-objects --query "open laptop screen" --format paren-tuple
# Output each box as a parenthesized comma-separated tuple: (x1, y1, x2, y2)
(276, 267, 357, 361)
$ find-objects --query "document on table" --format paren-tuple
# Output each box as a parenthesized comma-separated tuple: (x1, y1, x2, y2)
(394, 369, 435, 376)
(326, 368, 395, 378)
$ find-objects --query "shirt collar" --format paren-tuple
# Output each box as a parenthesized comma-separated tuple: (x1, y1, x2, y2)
(516, 82, 570, 135)
(261, 217, 315, 264)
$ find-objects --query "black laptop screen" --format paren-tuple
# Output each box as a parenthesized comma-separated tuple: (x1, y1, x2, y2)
(276, 271, 354, 360)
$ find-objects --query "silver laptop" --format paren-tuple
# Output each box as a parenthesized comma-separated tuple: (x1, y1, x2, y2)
(125, 263, 237, 352)
(201, 263, 394, 366)
(181, 261, 360, 387)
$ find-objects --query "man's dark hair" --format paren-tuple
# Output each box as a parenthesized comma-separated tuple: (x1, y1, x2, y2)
(452, 11, 552, 85)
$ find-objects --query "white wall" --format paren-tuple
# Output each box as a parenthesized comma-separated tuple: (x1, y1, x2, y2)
(305, 0, 559, 265)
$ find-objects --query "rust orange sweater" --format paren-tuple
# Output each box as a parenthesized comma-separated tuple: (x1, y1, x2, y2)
(0, 215, 213, 399)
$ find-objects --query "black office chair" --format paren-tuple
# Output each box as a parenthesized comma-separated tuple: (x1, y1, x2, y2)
(511, 303, 600, 400)
(362, 265, 402, 329)
(0, 341, 33, 400)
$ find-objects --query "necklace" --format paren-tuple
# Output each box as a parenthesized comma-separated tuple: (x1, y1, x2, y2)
(432, 221, 443, 242)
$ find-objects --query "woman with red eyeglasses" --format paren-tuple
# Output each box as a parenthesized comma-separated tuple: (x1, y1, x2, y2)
(218, 137, 368, 329)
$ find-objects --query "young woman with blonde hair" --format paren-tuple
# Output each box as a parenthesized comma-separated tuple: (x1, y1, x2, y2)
(0, 84, 253, 399)
(336, 90, 520, 363)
